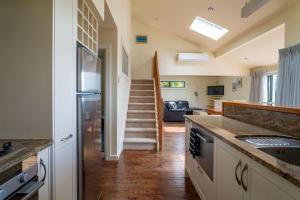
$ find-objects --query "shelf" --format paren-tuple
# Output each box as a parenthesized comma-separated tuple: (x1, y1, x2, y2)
(207, 95, 222, 109)
(77, 0, 98, 54)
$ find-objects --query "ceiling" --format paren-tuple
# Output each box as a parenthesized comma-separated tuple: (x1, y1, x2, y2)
(132, 0, 295, 52)
(218, 24, 285, 68)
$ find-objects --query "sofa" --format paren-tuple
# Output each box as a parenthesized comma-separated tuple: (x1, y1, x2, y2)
(163, 100, 201, 122)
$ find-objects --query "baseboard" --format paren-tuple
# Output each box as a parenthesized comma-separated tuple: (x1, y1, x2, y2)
(106, 154, 119, 161)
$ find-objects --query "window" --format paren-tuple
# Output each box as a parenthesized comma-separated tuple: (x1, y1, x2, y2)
(122, 47, 129, 76)
(266, 74, 278, 103)
(189, 17, 229, 40)
(160, 81, 185, 89)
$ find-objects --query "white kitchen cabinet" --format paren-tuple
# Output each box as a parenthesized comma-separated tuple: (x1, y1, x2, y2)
(185, 119, 216, 200)
(216, 140, 244, 200)
(193, 158, 216, 200)
(216, 138, 300, 200)
(53, 0, 77, 199)
(244, 155, 300, 200)
(246, 169, 294, 200)
(185, 119, 193, 175)
(38, 147, 51, 200)
(54, 140, 75, 200)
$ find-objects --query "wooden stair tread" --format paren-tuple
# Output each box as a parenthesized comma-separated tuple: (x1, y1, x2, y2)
(128, 110, 156, 113)
(126, 119, 156, 122)
(124, 137, 157, 144)
(130, 96, 154, 98)
(131, 90, 154, 92)
(126, 78, 157, 150)
(129, 103, 155, 105)
(125, 127, 157, 132)
(131, 84, 154, 86)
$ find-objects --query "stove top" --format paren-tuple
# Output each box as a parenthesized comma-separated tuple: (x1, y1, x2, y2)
(0, 142, 26, 160)
(0, 142, 12, 157)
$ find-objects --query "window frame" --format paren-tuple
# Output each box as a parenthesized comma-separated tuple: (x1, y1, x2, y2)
(160, 81, 186, 89)
(266, 73, 278, 104)
(122, 46, 129, 77)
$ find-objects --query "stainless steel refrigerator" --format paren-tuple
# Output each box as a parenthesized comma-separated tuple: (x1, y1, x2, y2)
(77, 46, 102, 200)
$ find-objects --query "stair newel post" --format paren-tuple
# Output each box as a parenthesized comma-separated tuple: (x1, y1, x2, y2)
(153, 51, 163, 151)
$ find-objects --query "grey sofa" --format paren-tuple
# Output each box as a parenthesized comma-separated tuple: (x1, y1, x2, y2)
(163, 100, 201, 122)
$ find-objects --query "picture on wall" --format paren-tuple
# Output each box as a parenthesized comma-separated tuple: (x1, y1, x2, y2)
(232, 82, 237, 92)
(236, 77, 243, 88)
(136, 35, 148, 44)
(232, 77, 242, 92)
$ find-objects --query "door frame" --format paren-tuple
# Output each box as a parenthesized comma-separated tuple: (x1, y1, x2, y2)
(99, 43, 113, 160)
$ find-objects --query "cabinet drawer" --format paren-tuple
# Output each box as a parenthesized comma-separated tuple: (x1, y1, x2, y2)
(193, 159, 216, 200)
(185, 152, 194, 175)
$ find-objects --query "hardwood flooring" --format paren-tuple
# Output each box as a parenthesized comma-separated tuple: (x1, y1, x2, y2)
(95, 122, 200, 200)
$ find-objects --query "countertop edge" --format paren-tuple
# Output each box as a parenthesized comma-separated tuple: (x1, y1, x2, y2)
(0, 139, 53, 174)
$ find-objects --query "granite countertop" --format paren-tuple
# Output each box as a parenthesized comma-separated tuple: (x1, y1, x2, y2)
(0, 139, 52, 173)
(185, 115, 300, 188)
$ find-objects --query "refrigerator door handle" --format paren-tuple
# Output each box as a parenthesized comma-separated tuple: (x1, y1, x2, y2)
(60, 134, 73, 142)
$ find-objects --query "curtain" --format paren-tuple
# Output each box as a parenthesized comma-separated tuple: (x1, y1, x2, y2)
(250, 70, 267, 103)
(276, 44, 300, 107)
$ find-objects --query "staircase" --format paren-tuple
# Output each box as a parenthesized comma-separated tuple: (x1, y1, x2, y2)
(124, 79, 158, 150)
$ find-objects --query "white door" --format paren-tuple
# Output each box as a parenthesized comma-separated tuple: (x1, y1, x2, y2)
(216, 144, 244, 200)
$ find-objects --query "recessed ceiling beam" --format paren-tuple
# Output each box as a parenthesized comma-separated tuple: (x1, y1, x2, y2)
(241, 0, 270, 18)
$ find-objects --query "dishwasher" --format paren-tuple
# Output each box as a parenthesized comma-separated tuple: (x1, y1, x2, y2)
(189, 125, 214, 181)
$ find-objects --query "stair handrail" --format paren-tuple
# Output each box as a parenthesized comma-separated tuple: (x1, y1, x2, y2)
(153, 51, 163, 151)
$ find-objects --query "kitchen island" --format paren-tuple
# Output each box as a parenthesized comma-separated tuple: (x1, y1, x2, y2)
(185, 115, 300, 200)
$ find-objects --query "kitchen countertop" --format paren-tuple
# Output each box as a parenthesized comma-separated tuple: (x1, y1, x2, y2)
(0, 139, 52, 173)
(185, 115, 300, 188)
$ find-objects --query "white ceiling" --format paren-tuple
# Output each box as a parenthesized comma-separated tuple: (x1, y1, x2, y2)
(132, 0, 295, 52)
(218, 24, 285, 68)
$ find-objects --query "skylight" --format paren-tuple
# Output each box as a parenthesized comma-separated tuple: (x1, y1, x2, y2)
(190, 17, 229, 40)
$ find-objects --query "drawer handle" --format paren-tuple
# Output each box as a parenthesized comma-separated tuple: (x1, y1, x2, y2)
(61, 134, 73, 142)
(235, 160, 242, 186)
(241, 164, 248, 192)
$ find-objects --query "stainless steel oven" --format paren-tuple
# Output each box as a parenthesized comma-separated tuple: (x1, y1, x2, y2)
(0, 156, 46, 200)
(189, 125, 214, 181)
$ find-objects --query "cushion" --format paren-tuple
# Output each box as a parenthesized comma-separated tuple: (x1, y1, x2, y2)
(177, 100, 189, 109)
(166, 102, 177, 110)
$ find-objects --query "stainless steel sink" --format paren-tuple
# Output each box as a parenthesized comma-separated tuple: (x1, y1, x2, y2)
(236, 135, 300, 166)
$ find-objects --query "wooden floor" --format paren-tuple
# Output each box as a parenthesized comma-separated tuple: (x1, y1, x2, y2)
(97, 122, 200, 200)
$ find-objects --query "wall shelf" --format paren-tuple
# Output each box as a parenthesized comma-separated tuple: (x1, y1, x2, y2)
(77, 0, 98, 54)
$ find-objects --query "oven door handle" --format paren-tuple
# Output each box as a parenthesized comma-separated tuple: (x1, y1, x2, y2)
(19, 159, 47, 200)
(40, 159, 47, 182)
(20, 181, 45, 200)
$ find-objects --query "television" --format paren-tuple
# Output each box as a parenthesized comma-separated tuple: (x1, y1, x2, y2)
(207, 85, 224, 96)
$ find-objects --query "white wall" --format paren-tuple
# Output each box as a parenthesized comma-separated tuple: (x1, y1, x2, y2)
(100, 0, 131, 158)
(161, 75, 252, 108)
(161, 76, 217, 109)
(131, 17, 250, 79)
(99, 28, 119, 158)
(0, 0, 52, 139)
(92, 0, 104, 19)
(217, 76, 251, 102)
